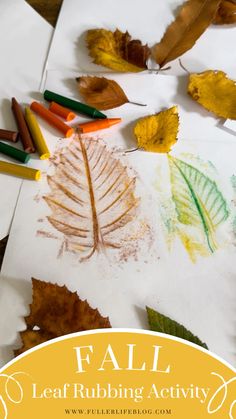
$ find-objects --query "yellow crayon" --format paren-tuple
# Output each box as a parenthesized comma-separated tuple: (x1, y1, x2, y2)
(25, 107, 50, 160)
(0, 161, 41, 180)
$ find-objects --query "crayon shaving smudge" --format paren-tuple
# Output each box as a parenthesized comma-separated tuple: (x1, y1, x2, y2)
(155, 154, 229, 262)
(37, 135, 153, 262)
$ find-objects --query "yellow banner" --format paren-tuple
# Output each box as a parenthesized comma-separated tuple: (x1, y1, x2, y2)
(0, 330, 235, 418)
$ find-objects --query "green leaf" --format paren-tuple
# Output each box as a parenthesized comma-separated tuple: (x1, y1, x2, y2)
(168, 155, 229, 253)
(146, 306, 208, 349)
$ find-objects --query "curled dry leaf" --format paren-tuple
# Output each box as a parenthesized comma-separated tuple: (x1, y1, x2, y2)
(152, 0, 221, 68)
(188, 70, 236, 120)
(86, 28, 150, 72)
(134, 106, 179, 153)
(77, 76, 129, 110)
(44, 136, 140, 260)
(213, 0, 236, 24)
(15, 278, 111, 356)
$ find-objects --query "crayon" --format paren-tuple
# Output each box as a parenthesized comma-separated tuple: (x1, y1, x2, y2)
(44, 90, 106, 119)
(11, 98, 35, 153)
(0, 129, 18, 143)
(0, 161, 41, 180)
(49, 102, 76, 121)
(30, 102, 74, 138)
(79, 118, 121, 134)
(25, 107, 50, 160)
(0, 141, 30, 163)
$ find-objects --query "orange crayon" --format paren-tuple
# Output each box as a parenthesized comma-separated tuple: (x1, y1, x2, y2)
(30, 102, 74, 138)
(79, 118, 121, 134)
(49, 101, 76, 121)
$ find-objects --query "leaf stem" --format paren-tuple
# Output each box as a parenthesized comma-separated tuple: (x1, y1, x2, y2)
(128, 101, 147, 107)
(125, 147, 139, 153)
(178, 59, 190, 74)
(149, 66, 171, 74)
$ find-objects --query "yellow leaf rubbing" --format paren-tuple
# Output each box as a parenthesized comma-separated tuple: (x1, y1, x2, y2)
(188, 70, 236, 120)
(134, 106, 179, 153)
(178, 230, 211, 263)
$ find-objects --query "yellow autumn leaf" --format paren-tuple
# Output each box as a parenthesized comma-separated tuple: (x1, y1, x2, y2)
(188, 70, 236, 120)
(86, 28, 150, 73)
(134, 107, 179, 153)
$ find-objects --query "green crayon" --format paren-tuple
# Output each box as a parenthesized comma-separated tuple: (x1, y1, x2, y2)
(0, 141, 30, 163)
(44, 90, 107, 119)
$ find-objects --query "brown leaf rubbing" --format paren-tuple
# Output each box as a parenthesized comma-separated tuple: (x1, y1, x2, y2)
(44, 136, 140, 260)
(152, 0, 222, 67)
(15, 278, 111, 356)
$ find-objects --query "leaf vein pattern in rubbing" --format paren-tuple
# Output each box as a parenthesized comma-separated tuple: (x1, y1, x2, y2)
(44, 136, 139, 260)
(168, 155, 229, 253)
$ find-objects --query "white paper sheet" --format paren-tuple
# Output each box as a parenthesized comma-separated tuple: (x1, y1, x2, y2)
(46, 0, 236, 77)
(1, 74, 236, 367)
(0, 0, 53, 239)
(224, 120, 236, 135)
(44, 70, 236, 146)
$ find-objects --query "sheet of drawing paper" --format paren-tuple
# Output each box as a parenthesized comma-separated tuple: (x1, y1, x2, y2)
(43, 70, 236, 146)
(0, 0, 53, 239)
(224, 120, 236, 135)
(45, 0, 236, 77)
(1, 74, 236, 367)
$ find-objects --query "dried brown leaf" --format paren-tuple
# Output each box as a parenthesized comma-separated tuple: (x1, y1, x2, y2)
(14, 330, 53, 357)
(86, 28, 150, 72)
(76, 76, 128, 110)
(15, 278, 111, 356)
(152, 0, 222, 67)
(26, 278, 111, 335)
(213, 0, 236, 24)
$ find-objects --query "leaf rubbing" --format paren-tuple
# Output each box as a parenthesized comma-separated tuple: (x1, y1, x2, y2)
(15, 278, 111, 356)
(152, 0, 221, 67)
(213, 0, 236, 24)
(146, 306, 208, 349)
(45, 136, 140, 260)
(76, 76, 129, 110)
(188, 70, 236, 119)
(134, 106, 179, 153)
(86, 28, 150, 72)
(168, 155, 229, 253)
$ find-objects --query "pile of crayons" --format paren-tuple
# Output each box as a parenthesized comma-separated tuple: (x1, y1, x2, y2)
(0, 90, 121, 181)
